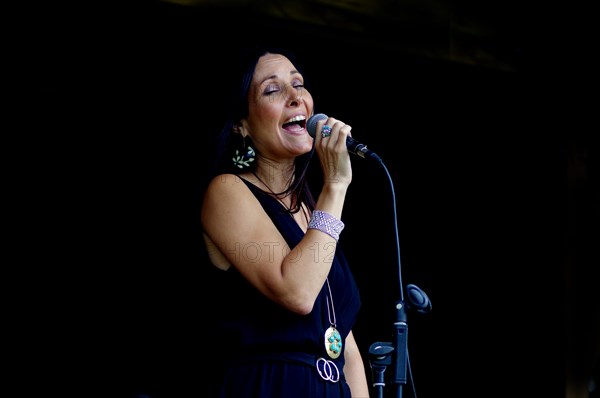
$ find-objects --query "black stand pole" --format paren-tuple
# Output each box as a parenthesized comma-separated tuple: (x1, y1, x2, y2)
(368, 300, 409, 398)
(369, 342, 393, 398)
(392, 300, 408, 398)
(368, 285, 430, 398)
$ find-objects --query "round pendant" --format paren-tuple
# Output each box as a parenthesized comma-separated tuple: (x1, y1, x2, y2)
(324, 326, 342, 359)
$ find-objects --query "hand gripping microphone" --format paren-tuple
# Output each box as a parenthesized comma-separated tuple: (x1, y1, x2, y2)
(306, 113, 382, 162)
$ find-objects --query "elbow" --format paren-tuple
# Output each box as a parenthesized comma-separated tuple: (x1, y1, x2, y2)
(282, 294, 316, 316)
(271, 280, 319, 315)
(293, 301, 314, 316)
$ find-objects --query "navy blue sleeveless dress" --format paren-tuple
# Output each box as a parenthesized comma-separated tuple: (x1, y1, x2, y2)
(209, 177, 362, 398)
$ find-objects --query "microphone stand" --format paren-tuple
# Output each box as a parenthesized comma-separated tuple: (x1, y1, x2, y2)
(367, 159, 432, 398)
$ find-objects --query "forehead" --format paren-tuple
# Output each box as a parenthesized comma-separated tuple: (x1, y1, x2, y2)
(253, 54, 297, 82)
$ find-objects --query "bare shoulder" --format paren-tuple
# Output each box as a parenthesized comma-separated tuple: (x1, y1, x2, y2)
(205, 173, 247, 193)
(203, 173, 254, 204)
(201, 173, 260, 227)
(201, 173, 282, 272)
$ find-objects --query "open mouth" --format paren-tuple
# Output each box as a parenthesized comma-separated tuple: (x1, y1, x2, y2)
(282, 116, 306, 132)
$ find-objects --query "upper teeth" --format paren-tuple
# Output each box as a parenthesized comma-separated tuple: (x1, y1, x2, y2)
(285, 115, 306, 123)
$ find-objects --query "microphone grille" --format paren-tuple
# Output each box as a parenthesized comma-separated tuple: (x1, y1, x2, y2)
(306, 113, 328, 138)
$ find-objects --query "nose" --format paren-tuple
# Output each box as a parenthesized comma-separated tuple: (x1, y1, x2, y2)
(286, 85, 304, 106)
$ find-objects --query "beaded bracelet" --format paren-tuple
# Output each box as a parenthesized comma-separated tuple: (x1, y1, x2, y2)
(308, 210, 345, 241)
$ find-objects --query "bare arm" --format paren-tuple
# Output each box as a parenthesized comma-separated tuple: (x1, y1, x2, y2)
(344, 331, 370, 397)
(201, 172, 347, 315)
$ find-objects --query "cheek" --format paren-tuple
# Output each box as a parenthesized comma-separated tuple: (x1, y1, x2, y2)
(302, 91, 314, 107)
(250, 100, 282, 122)
(246, 102, 282, 135)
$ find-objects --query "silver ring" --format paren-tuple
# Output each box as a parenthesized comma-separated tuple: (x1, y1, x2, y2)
(321, 125, 332, 138)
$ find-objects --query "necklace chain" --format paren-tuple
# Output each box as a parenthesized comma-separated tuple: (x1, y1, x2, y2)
(325, 278, 336, 327)
(251, 171, 290, 210)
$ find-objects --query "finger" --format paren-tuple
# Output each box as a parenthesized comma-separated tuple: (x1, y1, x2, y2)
(314, 118, 328, 145)
(316, 118, 336, 148)
(335, 124, 351, 152)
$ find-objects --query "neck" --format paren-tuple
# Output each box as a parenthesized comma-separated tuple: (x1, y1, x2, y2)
(253, 159, 295, 194)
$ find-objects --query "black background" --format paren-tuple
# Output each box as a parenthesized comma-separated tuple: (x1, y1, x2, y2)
(17, 1, 598, 397)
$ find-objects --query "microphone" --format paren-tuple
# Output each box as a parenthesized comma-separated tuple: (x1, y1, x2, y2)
(306, 113, 382, 162)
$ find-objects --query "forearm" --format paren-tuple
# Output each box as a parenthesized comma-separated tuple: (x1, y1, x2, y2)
(278, 183, 349, 311)
(344, 331, 370, 398)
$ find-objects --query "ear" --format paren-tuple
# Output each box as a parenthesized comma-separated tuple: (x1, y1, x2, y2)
(232, 121, 248, 137)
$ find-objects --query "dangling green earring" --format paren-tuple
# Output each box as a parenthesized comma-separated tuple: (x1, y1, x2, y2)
(232, 136, 255, 169)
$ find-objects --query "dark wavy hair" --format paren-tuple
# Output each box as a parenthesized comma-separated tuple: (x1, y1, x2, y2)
(204, 45, 316, 214)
